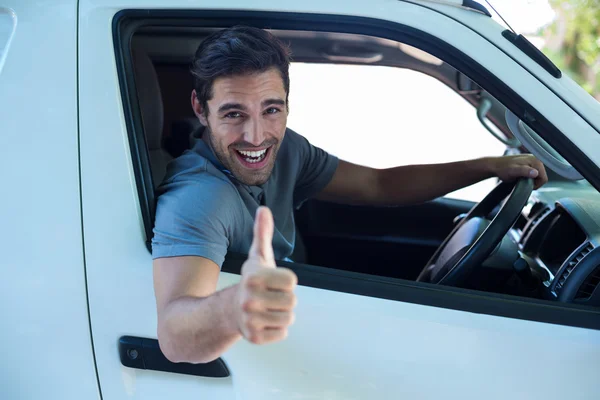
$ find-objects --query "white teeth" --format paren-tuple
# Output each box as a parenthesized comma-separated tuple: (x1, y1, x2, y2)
(237, 148, 268, 164)
(238, 149, 267, 164)
(238, 149, 266, 157)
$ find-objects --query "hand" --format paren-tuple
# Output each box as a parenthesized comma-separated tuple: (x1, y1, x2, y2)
(489, 154, 548, 189)
(235, 206, 298, 345)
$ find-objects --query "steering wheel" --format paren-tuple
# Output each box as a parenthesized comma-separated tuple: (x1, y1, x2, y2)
(416, 178, 533, 286)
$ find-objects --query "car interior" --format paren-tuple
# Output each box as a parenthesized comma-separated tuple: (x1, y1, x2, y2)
(128, 25, 600, 310)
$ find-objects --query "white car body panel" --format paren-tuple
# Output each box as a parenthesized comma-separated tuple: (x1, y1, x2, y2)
(75, 0, 600, 400)
(0, 1, 100, 400)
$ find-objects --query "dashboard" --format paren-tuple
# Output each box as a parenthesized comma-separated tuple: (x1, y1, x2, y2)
(515, 180, 600, 306)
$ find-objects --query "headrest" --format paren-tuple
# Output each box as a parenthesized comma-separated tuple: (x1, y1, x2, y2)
(132, 50, 164, 151)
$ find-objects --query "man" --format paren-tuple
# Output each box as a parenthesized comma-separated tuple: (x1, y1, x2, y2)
(152, 26, 547, 364)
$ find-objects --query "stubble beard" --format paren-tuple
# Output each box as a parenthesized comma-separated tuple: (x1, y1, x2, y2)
(205, 126, 280, 186)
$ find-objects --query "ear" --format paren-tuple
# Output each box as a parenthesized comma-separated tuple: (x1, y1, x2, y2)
(191, 90, 209, 126)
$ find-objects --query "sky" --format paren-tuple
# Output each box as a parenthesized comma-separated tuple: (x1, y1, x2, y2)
(487, 0, 557, 34)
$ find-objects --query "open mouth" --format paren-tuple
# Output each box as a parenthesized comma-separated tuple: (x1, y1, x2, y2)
(234, 146, 271, 169)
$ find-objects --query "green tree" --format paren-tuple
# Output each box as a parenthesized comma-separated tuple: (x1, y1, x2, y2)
(541, 0, 600, 99)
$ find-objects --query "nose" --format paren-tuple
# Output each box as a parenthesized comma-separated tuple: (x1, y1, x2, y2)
(243, 117, 266, 147)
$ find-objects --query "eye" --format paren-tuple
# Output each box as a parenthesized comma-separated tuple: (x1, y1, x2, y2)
(265, 107, 281, 115)
(224, 111, 242, 119)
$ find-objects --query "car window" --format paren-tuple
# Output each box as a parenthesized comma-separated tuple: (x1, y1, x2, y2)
(110, 13, 600, 336)
(287, 63, 507, 202)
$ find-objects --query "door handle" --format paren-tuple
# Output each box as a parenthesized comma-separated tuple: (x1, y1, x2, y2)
(118, 336, 230, 378)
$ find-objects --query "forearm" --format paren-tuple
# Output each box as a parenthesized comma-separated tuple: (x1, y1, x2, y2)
(158, 284, 242, 364)
(375, 157, 494, 206)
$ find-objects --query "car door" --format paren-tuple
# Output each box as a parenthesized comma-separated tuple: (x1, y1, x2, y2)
(79, 1, 600, 400)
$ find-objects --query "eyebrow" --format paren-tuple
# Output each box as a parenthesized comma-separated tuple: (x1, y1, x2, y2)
(262, 98, 285, 108)
(218, 103, 247, 114)
(217, 98, 286, 114)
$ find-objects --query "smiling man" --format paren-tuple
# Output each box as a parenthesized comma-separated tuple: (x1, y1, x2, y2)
(151, 26, 547, 364)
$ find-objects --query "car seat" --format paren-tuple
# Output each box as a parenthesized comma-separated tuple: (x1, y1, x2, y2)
(132, 49, 173, 188)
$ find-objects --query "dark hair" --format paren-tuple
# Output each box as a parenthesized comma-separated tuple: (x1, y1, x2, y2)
(191, 26, 292, 115)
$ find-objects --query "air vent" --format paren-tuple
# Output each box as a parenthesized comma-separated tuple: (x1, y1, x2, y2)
(528, 201, 548, 219)
(521, 206, 550, 243)
(574, 243, 599, 300)
(557, 242, 595, 297)
(575, 267, 600, 300)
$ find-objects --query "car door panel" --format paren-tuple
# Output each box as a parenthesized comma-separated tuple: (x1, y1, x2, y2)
(114, 267, 600, 400)
(296, 198, 474, 280)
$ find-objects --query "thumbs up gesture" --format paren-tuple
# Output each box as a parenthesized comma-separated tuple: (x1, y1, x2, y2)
(236, 207, 298, 345)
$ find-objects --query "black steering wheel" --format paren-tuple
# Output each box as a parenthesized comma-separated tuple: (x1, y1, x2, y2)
(416, 178, 533, 286)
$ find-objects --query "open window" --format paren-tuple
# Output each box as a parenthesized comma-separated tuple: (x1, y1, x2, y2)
(114, 10, 600, 328)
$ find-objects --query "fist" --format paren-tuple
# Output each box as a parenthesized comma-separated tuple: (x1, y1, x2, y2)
(235, 207, 298, 345)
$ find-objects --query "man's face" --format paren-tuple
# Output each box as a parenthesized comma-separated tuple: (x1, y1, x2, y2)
(192, 68, 288, 186)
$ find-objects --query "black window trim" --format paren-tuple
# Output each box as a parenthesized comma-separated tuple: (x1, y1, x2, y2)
(222, 252, 600, 331)
(112, 9, 600, 331)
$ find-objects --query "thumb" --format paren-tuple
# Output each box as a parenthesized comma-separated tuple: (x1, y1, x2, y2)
(248, 206, 276, 268)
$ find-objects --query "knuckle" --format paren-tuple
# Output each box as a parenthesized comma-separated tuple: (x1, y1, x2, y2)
(242, 298, 259, 312)
(264, 270, 279, 284)
(281, 269, 298, 287)
(268, 291, 284, 306)
(285, 312, 296, 326)
(281, 292, 297, 309)
(245, 317, 262, 333)
(268, 329, 286, 343)
(248, 333, 262, 345)
(245, 276, 263, 289)
(290, 293, 298, 308)
(289, 272, 298, 287)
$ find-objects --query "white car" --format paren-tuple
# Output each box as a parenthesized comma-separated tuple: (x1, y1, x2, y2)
(2, 0, 600, 399)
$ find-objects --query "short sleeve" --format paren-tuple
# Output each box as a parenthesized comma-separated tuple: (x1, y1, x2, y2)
(151, 178, 238, 267)
(289, 130, 339, 207)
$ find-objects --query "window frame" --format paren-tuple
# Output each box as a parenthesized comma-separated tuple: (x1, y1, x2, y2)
(112, 9, 600, 330)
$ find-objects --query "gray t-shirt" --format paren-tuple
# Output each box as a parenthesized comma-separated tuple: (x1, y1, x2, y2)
(151, 126, 338, 266)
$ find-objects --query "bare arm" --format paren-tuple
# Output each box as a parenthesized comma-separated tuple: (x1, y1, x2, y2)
(317, 155, 547, 206)
(153, 256, 241, 364)
(153, 207, 298, 364)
